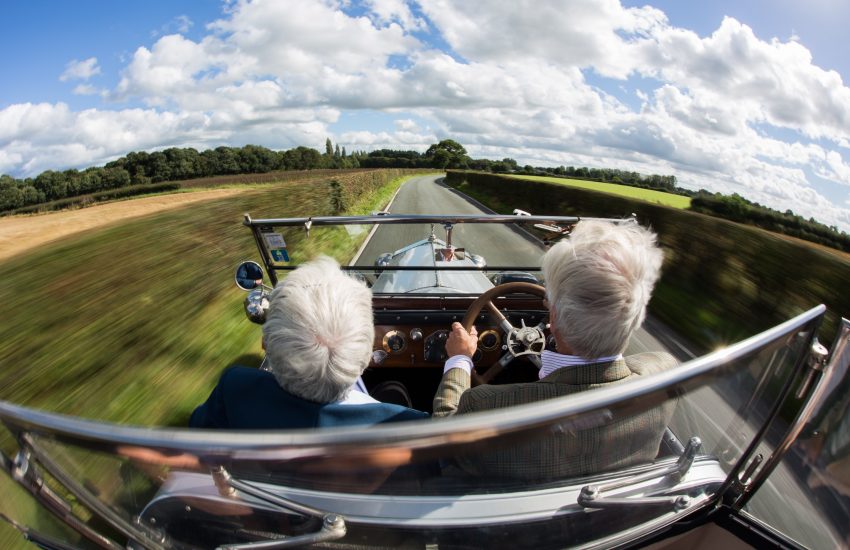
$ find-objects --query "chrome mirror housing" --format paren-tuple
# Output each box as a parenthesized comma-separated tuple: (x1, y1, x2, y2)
(244, 288, 270, 324)
(235, 261, 264, 291)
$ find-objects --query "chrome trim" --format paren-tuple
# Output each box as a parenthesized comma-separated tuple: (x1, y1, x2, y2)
(244, 214, 587, 227)
(478, 329, 501, 351)
(735, 317, 850, 508)
(381, 330, 407, 354)
(144, 458, 726, 528)
(0, 306, 826, 458)
(218, 514, 346, 549)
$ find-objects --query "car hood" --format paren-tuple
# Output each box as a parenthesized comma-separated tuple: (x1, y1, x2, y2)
(371, 237, 493, 294)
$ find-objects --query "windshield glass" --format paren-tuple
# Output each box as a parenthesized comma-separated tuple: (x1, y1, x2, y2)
(0, 308, 824, 549)
(250, 217, 579, 295)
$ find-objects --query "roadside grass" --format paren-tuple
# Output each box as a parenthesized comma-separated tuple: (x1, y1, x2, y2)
(507, 174, 692, 209)
(0, 172, 418, 549)
(0, 174, 414, 423)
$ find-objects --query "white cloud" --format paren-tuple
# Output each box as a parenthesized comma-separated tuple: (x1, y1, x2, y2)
(364, 0, 426, 31)
(3, 0, 850, 232)
(394, 118, 419, 131)
(151, 14, 194, 37)
(59, 57, 101, 82)
(72, 84, 98, 95)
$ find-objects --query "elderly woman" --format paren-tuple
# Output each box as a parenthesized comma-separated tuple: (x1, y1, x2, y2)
(191, 256, 427, 429)
(433, 220, 677, 480)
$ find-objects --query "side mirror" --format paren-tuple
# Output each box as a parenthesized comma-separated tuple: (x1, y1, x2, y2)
(235, 261, 264, 291)
(244, 288, 270, 324)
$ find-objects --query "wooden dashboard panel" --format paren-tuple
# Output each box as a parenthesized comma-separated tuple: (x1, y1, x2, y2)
(371, 325, 504, 368)
(369, 294, 547, 369)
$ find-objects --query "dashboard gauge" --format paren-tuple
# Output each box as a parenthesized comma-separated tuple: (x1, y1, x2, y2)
(478, 329, 501, 351)
(423, 330, 450, 362)
(382, 330, 407, 354)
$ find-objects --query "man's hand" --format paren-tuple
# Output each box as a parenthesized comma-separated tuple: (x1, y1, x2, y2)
(446, 322, 478, 358)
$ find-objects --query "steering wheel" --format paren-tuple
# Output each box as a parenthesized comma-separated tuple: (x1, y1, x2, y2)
(461, 282, 548, 385)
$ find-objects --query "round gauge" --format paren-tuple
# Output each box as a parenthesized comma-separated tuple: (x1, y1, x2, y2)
(382, 330, 407, 354)
(478, 329, 501, 351)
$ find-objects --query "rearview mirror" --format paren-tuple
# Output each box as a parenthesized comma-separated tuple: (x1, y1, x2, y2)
(235, 261, 264, 291)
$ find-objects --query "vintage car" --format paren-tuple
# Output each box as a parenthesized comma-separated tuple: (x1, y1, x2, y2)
(1, 212, 848, 549)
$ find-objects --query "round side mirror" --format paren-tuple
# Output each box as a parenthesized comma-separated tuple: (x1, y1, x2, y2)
(235, 261, 265, 291)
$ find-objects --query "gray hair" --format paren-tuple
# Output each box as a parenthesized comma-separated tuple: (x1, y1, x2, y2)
(262, 256, 374, 403)
(541, 221, 663, 359)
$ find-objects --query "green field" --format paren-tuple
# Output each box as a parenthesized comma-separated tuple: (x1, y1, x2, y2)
(0, 171, 421, 549)
(507, 174, 692, 209)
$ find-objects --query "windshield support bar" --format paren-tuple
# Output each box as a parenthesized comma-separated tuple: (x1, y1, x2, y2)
(213, 465, 328, 519)
(0, 446, 124, 550)
(578, 436, 702, 512)
(731, 317, 850, 510)
(20, 434, 168, 550)
(218, 514, 346, 550)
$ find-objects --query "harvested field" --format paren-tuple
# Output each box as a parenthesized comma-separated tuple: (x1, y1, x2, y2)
(0, 188, 244, 262)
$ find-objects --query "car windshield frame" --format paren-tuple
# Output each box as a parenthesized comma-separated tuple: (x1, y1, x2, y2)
(242, 213, 626, 290)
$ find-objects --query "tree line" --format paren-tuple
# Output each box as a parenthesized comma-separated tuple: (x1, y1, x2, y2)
(690, 192, 850, 253)
(2, 138, 848, 254)
(0, 139, 470, 213)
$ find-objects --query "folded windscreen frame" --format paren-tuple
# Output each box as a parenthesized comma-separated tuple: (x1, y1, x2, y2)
(0, 306, 829, 550)
(241, 214, 589, 289)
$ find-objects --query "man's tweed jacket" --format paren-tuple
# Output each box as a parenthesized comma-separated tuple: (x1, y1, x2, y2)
(432, 352, 677, 481)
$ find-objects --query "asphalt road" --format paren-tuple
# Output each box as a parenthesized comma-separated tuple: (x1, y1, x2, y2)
(354, 174, 544, 269)
(358, 174, 840, 549)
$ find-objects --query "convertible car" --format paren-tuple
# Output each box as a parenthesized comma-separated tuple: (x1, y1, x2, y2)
(1, 213, 848, 549)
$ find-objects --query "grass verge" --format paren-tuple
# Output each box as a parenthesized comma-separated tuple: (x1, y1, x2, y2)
(0, 170, 422, 549)
(506, 174, 692, 209)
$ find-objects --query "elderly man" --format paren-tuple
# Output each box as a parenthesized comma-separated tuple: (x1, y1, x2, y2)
(433, 220, 677, 480)
(191, 256, 427, 429)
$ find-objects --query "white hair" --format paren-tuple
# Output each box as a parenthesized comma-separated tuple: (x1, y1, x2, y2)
(541, 221, 663, 359)
(262, 256, 374, 403)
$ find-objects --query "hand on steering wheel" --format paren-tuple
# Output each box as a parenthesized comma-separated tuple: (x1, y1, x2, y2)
(460, 282, 548, 385)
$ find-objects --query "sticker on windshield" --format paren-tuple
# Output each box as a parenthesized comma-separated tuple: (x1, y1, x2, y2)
(263, 233, 286, 249)
(270, 248, 290, 262)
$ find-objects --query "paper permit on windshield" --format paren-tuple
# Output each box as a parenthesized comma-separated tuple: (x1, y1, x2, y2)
(263, 232, 290, 262)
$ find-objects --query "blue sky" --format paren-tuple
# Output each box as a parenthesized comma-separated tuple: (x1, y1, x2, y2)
(1, 0, 850, 231)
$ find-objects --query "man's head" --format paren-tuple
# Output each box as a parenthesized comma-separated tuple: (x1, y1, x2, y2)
(262, 256, 374, 403)
(541, 221, 663, 359)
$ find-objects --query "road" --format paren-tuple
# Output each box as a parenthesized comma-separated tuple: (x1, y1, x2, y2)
(354, 174, 543, 269)
(359, 174, 840, 549)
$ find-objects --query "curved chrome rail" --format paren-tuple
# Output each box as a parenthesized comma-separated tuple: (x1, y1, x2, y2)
(0, 305, 827, 457)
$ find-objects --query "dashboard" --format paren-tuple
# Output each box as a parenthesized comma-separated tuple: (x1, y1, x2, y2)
(370, 296, 548, 369)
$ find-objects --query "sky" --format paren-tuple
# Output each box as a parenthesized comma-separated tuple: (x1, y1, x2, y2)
(1, 0, 850, 231)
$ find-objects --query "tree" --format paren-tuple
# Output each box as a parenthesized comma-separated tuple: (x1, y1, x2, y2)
(325, 138, 334, 157)
(425, 139, 470, 169)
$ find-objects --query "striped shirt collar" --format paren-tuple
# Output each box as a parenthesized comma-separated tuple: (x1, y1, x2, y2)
(539, 349, 624, 380)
